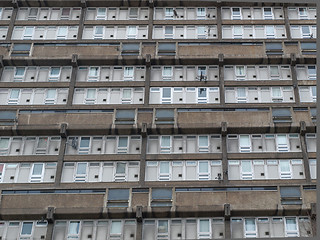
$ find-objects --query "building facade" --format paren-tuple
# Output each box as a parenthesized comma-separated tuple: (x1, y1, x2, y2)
(0, 0, 316, 239)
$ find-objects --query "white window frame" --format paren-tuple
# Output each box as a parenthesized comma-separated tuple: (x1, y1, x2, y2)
(231, 7, 242, 20)
(117, 136, 129, 154)
(285, 217, 299, 237)
(74, 162, 87, 182)
(29, 163, 44, 182)
(124, 66, 134, 81)
(159, 161, 171, 181)
(160, 136, 171, 153)
(198, 219, 212, 239)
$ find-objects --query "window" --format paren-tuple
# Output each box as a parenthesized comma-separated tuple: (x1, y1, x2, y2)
(57, 26, 67, 39)
(272, 87, 282, 102)
(235, 66, 245, 80)
(159, 162, 170, 180)
(164, 26, 173, 39)
(310, 108, 316, 122)
(300, 42, 316, 55)
(49, 67, 61, 81)
(96, 8, 106, 20)
(110, 221, 122, 236)
(45, 89, 56, 104)
(30, 163, 44, 182)
(197, 8, 206, 19)
(23, 27, 34, 39)
(8, 89, 20, 104)
(162, 67, 172, 80)
(301, 26, 311, 38)
(127, 26, 137, 39)
(122, 43, 140, 55)
(21, 222, 33, 236)
(129, 8, 138, 19)
(244, 219, 257, 237)
(151, 188, 172, 207)
(197, 26, 206, 39)
(270, 66, 279, 79)
(237, 88, 246, 103)
(157, 220, 169, 238)
(280, 186, 302, 205)
(307, 66, 316, 80)
(265, 25, 275, 38)
(233, 26, 243, 38)
(124, 67, 134, 81)
(68, 221, 80, 238)
(265, 42, 283, 55)
(88, 67, 99, 81)
(198, 161, 210, 180)
(0, 111, 16, 126)
(285, 218, 299, 237)
(115, 109, 135, 124)
(117, 137, 128, 153)
(272, 108, 292, 123)
(94, 26, 103, 39)
(11, 43, 32, 57)
(74, 163, 87, 182)
(79, 137, 90, 154)
(263, 8, 273, 19)
(165, 8, 174, 19)
(241, 161, 252, 179)
(279, 160, 291, 179)
(198, 219, 211, 239)
(158, 43, 176, 56)
(107, 189, 129, 207)
(298, 8, 308, 19)
(155, 109, 174, 124)
(232, 8, 241, 20)
(14, 67, 25, 82)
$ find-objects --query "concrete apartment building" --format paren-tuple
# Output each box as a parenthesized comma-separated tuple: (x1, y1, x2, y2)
(0, 0, 316, 239)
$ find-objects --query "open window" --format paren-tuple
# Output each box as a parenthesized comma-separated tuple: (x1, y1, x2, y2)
(115, 109, 135, 124)
(151, 188, 172, 207)
(272, 108, 292, 123)
(155, 109, 174, 124)
(107, 189, 130, 207)
(280, 186, 302, 205)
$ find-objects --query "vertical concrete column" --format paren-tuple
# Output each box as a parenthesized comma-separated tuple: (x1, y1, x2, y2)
(290, 53, 300, 104)
(0, 55, 5, 79)
(139, 123, 147, 186)
(218, 54, 225, 107)
(217, 5, 222, 41)
(66, 54, 78, 107)
(54, 124, 68, 187)
(144, 54, 151, 106)
(78, 0, 87, 40)
(224, 203, 231, 239)
(135, 206, 143, 240)
(283, 5, 292, 40)
(6, 0, 18, 41)
(147, 0, 154, 40)
(299, 121, 311, 183)
(221, 122, 228, 185)
(45, 223, 54, 240)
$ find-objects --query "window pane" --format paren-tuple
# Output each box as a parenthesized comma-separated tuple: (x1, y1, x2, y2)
(116, 162, 126, 174)
(199, 136, 208, 146)
(152, 188, 172, 199)
(95, 26, 103, 35)
(272, 87, 281, 97)
(15, 67, 25, 76)
(161, 136, 170, 147)
(0, 138, 9, 148)
(199, 219, 210, 232)
(236, 66, 245, 76)
(32, 163, 43, 175)
(237, 88, 246, 97)
(198, 88, 207, 97)
(124, 67, 134, 76)
(21, 222, 33, 235)
(123, 89, 132, 98)
(165, 26, 173, 34)
(160, 162, 169, 174)
(10, 89, 20, 98)
(240, 135, 250, 145)
(80, 137, 90, 148)
(286, 218, 297, 231)
(69, 221, 80, 235)
(57, 27, 67, 36)
(118, 137, 128, 148)
(76, 163, 87, 174)
(97, 8, 106, 15)
(111, 221, 121, 234)
(277, 135, 287, 144)
(199, 162, 208, 173)
(47, 89, 56, 98)
(86, 89, 96, 98)
(245, 219, 256, 232)
(163, 67, 172, 76)
(50, 67, 60, 76)
(242, 161, 252, 173)
(270, 66, 279, 76)
(163, 88, 171, 98)
(280, 160, 290, 172)
(158, 220, 168, 233)
(108, 189, 129, 200)
(128, 26, 137, 35)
